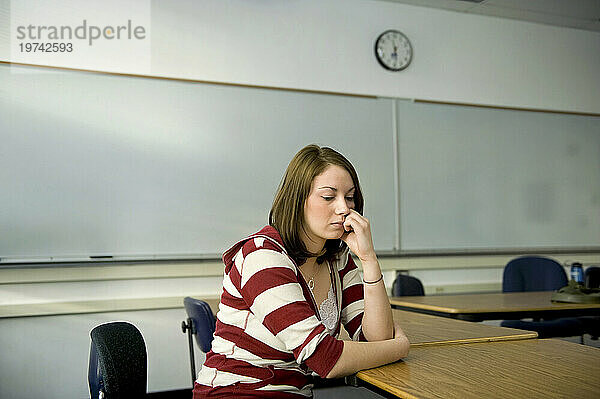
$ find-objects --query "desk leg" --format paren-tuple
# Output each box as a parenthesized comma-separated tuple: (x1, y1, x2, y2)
(345, 374, 359, 387)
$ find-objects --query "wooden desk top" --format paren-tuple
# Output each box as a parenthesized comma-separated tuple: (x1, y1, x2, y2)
(209, 296, 536, 346)
(357, 338, 600, 399)
(390, 291, 600, 320)
(208, 298, 536, 345)
(394, 309, 537, 347)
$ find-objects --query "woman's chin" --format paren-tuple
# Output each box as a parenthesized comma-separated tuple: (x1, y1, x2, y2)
(313, 226, 344, 242)
(327, 230, 345, 240)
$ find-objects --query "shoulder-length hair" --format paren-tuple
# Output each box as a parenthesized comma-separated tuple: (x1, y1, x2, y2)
(269, 144, 364, 265)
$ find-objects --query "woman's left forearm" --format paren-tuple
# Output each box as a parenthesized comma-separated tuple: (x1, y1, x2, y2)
(340, 212, 394, 341)
(360, 257, 394, 341)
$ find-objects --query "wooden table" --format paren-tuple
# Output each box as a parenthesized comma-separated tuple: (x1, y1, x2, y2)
(390, 291, 600, 321)
(392, 309, 537, 347)
(357, 338, 600, 399)
(207, 298, 537, 345)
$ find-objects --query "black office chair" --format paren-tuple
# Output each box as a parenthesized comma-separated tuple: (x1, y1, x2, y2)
(88, 321, 147, 399)
(500, 256, 585, 340)
(582, 266, 600, 340)
(181, 297, 217, 385)
(585, 266, 600, 289)
(392, 274, 425, 296)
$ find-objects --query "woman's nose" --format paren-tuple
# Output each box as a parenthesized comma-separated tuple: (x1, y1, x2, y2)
(335, 198, 349, 214)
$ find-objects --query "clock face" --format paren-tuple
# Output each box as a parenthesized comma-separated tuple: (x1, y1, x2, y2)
(375, 30, 412, 71)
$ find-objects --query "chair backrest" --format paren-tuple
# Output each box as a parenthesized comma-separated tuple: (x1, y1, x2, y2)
(184, 297, 216, 353)
(392, 274, 425, 296)
(502, 256, 567, 292)
(585, 266, 600, 289)
(89, 321, 147, 399)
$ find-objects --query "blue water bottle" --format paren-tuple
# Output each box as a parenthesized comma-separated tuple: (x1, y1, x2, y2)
(570, 262, 584, 284)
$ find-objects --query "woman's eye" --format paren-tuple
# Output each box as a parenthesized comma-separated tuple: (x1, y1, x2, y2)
(322, 196, 334, 201)
(345, 196, 355, 202)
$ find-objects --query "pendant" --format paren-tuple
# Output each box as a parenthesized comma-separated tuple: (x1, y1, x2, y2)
(308, 278, 315, 291)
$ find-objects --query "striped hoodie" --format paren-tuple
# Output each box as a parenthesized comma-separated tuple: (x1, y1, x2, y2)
(193, 226, 365, 398)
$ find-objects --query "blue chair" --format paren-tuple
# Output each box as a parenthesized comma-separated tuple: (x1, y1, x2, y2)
(392, 274, 425, 296)
(502, 256, 568, 292)
(181, 297, 216, 385)
(88, 321, 147, 399)
(500, 256, 585, 339)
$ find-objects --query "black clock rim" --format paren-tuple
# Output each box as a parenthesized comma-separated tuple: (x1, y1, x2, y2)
(374, 29, 412, 72)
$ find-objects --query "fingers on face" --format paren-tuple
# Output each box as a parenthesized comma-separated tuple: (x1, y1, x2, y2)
(343, 211, 369, 231)
(343, 217, 353, 232)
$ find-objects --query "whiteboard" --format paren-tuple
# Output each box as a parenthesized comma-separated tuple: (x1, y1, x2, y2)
(0, 64, 396, 261)
(397, 100, 600, 251)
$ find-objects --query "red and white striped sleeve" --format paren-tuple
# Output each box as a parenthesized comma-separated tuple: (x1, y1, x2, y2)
(340, 255, 367, 341)
(233, 238, 344, 377)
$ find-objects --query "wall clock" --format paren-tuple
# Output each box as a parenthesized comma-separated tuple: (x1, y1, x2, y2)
(374, 30, 413, 71)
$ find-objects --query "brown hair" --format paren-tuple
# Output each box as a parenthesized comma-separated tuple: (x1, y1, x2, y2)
(269, 144, 364, 265)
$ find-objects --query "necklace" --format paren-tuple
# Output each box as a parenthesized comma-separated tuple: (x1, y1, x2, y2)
(302, 264, 319, 292)
(307, 276, 315, 291)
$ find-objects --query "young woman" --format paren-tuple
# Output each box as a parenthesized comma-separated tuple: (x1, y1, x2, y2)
(193, 144, 409, 398)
